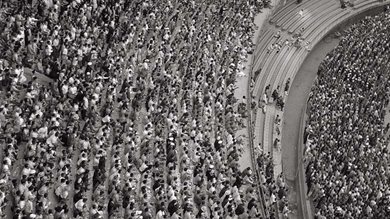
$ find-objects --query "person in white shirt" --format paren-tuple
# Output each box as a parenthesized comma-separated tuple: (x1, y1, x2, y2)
(46, 132, 58, 146)
(156, 209, 165, 219)
(75, 198, 87, 212)
(38, 125, 48, 139)
(298, 9, 304, 17)
(61, 84, 69, 96)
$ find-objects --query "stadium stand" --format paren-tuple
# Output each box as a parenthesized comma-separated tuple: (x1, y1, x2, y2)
(250, 0, 390, 218)
(1, 0, 390, 218)
(0, 0, 272, 218)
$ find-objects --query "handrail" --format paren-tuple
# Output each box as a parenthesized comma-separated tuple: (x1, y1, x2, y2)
(247, 25, 269, 219)
(246, 2, 283, 217)
(247, 1, 288, 218)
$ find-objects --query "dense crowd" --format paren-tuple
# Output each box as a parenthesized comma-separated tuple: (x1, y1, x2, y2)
(0, 0, 273, 218)
(305, 11, 390, 219)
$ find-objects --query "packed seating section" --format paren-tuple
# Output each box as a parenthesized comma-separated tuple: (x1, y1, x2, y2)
(305, 11, 390, 219)
(0, 0, 273, 218)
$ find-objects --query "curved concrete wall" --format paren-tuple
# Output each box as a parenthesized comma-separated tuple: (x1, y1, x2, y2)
(293, 2, 390, 219)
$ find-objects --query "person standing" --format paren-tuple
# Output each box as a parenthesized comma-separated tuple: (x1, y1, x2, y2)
(298, 9, 304, 18)
(341, 0, 346, 9)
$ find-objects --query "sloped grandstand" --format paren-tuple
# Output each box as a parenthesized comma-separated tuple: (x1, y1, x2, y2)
(0, 0, 390, 219)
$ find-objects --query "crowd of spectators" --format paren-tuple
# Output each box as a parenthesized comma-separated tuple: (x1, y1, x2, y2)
(0, 0, 273, 218)
(256, 150, 289, 219)
(305, 11, 390, 219)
